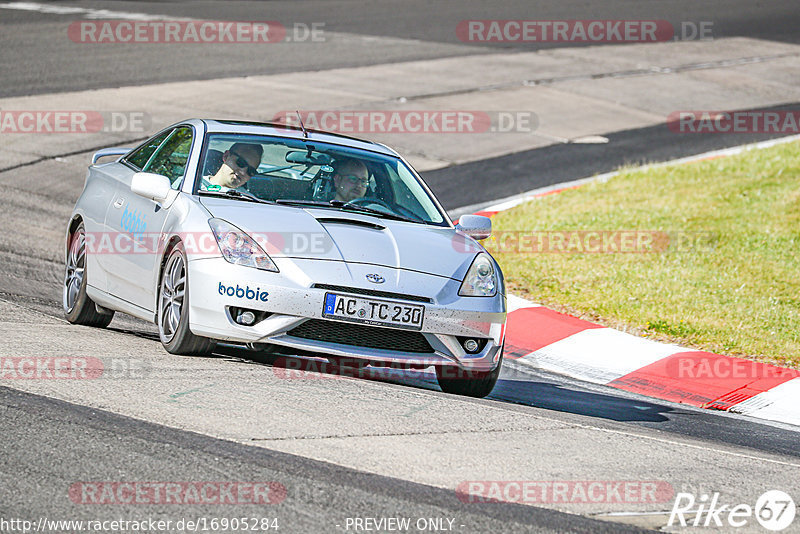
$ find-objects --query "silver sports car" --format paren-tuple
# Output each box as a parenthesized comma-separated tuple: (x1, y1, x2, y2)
(64, 119, 506, 397)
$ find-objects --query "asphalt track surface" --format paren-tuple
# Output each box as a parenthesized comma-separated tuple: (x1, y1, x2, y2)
(0, 387, 645, 534)
(1, 2, 800, 533)
(428, 102, 800, 211)
(1, 0, 799, 97)
(1, 132, 799, 533)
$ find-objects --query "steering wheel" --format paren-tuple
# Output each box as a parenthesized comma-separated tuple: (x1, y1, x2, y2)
(346, 197, 393, 210)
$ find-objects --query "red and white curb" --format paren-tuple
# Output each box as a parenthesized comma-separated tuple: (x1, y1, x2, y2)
(503, 300, 800, 426)
(470, 135, 800, 427)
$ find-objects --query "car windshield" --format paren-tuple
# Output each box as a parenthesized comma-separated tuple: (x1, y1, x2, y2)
(196, 133, 447, 225)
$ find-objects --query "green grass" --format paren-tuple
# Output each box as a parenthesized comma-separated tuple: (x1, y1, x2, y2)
(491, 140, 800, 367)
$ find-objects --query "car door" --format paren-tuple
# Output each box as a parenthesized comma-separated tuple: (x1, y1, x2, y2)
(105, 126, 194, 312)
(90, 129, 172, 294)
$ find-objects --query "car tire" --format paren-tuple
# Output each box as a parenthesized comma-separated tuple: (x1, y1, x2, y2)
(435, 347, 503, 398)
(158, 241, 216, 355)
(63, 222, 114, 328)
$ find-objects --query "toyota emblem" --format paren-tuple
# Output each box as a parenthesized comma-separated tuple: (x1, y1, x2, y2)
(366, 274, 385, 284)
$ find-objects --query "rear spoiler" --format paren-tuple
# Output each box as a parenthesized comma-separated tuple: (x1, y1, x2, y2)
(91, 147, 130, 165)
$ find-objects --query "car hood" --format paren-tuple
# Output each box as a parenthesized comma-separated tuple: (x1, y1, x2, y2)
(199, 197, 481, 279)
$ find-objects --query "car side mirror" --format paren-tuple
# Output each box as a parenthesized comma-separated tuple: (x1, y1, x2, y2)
(131, 172, 172, 203)
(91, 147, 130, 164)
(456, 214, 492, 240)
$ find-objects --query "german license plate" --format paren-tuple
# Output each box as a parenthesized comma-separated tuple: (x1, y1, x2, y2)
(322, 293, 424, 330)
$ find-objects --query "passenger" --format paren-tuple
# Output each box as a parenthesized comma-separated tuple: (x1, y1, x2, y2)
(332, 158, 370, 202)
(207, 143, 263, 189)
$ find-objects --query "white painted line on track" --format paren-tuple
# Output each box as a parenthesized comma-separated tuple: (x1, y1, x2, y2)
(0, 2, 177, 20)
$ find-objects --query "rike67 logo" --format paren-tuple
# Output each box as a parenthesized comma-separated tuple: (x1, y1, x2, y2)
(669, 490, 796, 531)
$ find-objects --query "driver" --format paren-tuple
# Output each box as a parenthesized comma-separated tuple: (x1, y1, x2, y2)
(332, 158, 370, 202)
(207, 142, 263, 189)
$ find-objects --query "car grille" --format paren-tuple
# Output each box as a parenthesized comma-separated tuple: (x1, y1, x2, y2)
(287, 319, 434, 353)
(312, 284, 433, 304)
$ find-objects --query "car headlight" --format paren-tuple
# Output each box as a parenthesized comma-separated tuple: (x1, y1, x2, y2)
(458, 253, 497, 297)
(208, 218, 279, 272)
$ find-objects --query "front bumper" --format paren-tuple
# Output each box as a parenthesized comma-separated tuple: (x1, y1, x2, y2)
(187, 257, 506, 371)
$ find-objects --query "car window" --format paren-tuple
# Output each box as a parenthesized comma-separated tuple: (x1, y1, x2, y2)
(144, 127, 193, 189)
(197, 133, 446, 226)
(385, 162, 440, 221)
(125, 129, 172, 170)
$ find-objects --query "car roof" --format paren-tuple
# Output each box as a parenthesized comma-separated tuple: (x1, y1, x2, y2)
(199, 119, 399, 157)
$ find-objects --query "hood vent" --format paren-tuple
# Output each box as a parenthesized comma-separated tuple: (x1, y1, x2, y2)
(316, 217, 385, 231)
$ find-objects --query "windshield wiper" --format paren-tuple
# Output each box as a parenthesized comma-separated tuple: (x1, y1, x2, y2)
(198, 189, 273, 205)
(331, 200, 420, 223)
(275, 199, 333, 207)
(275, 198, 420, 223)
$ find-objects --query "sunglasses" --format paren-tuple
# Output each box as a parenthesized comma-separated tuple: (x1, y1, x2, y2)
(230, 151, 258, 176)
(339, 174, 370, 186)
